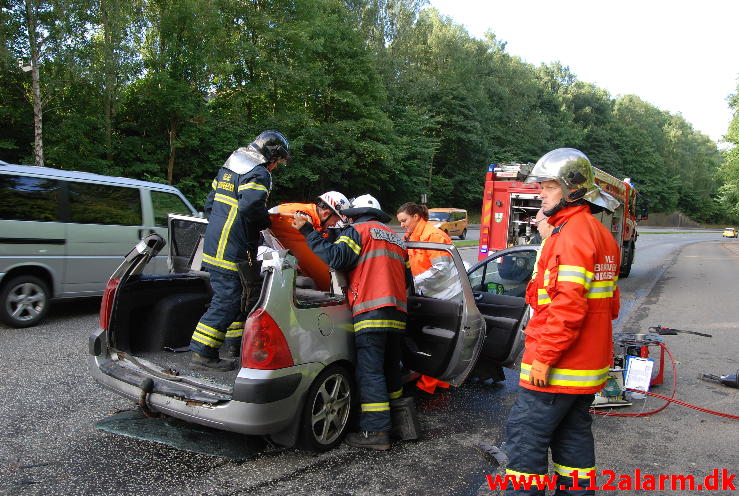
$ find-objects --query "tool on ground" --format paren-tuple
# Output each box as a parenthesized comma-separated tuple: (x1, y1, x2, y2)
(649, 324, 712, 338)
(590, 339, 739, 420)
(390, 397, 420, 441)
(612, 332, 666, 386)
(701, 371, 739, 389)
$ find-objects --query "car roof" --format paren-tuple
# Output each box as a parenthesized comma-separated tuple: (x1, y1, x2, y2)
(428, 208, 467, 212)
(0, 161, 184, 194)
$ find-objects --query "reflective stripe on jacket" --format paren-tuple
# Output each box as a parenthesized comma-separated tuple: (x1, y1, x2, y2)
(348, 222, 409, 317)
(407, 219, 461, 300)
(202, 166, 272, 273)
(521, 205, 621, 394)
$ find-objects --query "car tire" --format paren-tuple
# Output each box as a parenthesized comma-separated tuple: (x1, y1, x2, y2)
(459, 228, 467, 240)
(0, 275, 51, 328)
(298, 364, 354, 452)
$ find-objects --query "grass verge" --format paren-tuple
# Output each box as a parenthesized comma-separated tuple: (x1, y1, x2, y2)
(453, 240, 479, 248)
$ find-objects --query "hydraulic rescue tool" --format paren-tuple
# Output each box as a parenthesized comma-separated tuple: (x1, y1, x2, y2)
(701, 371, 739, 389)
(650, 324, 712, 338)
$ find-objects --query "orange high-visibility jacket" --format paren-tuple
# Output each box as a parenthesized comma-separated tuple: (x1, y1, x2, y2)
(407, 219, 452, 276)
(521, 205, 620, 395)
(277, 203, 327, 236)
(348, 221, 409, 316)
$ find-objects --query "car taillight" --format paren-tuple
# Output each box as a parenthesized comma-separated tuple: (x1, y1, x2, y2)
(99, 278, 121, 330)
(242, 309, 294, 369)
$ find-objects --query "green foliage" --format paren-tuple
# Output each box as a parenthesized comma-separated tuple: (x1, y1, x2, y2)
(0, 0, 728, 222)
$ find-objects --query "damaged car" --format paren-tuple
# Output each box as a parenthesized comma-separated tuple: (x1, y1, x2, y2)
(88, 214, 535, 451)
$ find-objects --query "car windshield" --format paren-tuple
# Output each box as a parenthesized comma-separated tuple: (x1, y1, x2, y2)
(428, 212, 450, 221)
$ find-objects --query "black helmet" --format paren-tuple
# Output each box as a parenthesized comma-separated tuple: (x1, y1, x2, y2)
(250, 130, 290, 164)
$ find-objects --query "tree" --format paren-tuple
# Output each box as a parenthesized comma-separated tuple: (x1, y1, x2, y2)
(718, 90, 739, 219)
(2, 0, 93, 166)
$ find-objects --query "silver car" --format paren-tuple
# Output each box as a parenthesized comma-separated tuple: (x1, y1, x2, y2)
(89, 215, 531, 451)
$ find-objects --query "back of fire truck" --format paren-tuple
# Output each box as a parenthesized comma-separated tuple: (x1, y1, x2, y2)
(477, 163, 641, 278)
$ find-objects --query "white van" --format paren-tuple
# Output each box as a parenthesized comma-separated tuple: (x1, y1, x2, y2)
(0, 161, 197, 327)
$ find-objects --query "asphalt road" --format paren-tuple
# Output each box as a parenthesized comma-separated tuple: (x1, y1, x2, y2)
(1, 231, 736, 495)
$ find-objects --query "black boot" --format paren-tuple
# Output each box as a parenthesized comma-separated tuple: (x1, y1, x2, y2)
(344, 431, 391, 451)
(190, 353, 235, 372)
(222, 342, 241, 359)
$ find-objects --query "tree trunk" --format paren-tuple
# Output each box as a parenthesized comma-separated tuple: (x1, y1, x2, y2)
(101, 0, 114, 162)
(25, 0, 44, 167)
(167, 127, 176, 185)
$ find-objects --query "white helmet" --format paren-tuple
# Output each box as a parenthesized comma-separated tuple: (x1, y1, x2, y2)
(350, 194, 382, 210)
(317, 191, 350, 218)
(342, 194, 391, 223)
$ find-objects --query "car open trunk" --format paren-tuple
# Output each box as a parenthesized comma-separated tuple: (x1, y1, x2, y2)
(105, 271, 243, 389)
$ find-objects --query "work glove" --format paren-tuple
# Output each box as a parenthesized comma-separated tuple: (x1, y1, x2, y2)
(529, 359, 551, 388)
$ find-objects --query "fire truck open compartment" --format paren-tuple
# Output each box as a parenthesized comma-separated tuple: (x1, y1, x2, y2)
(478, 163, 642, 278)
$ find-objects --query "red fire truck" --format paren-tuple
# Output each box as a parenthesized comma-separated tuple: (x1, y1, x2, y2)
(477, 163, 642, 278)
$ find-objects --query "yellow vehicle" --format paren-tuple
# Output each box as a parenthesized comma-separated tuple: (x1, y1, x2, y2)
(722, 227, 738, 238)
(428, 208, 468, 239)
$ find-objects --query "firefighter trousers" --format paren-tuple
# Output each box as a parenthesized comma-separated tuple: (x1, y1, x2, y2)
(189, 270, 245, 358)
(353, 310, 405, 432)
(503, 388, 596, 496)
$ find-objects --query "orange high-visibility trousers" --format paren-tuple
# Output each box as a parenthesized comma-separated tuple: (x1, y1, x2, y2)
(416, 375, 450, 395)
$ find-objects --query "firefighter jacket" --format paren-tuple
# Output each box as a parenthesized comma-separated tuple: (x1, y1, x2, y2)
(202, 165, 271, 273)
(301, 215, 408, 319)
(520, 204, 620, 395)
(407, 219, 461, 300)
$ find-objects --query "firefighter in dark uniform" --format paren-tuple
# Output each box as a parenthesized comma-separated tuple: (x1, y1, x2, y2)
(189, 130, 290, 371)
(292, 194, 408, 450)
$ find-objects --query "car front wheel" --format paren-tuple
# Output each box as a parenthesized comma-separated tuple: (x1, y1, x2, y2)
(0, 275, 50, 328)
(298, 364, 353, 452)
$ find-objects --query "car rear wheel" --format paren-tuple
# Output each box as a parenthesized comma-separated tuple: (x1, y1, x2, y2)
(0, 275, 50, 328)
(298, 364, 353, 452)
(459, 228, 467, 240)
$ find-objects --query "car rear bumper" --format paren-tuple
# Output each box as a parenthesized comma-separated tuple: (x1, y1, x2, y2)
(88, 337, 322, 436)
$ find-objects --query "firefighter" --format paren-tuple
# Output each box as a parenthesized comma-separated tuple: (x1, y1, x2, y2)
(503, 148, 621, 496)
(396, 201, 460, 396)
(188, 130, 290, 371)
(291, 194, 408, 450)
(275, 191, 350, 239)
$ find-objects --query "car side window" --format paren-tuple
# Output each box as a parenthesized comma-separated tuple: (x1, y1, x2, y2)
(68, 182, 142, 226)
(468, 251, 538, 297)
(151, 191, 192, 226)
(409, 246, 463, 302)
(0, 175, 61, 222)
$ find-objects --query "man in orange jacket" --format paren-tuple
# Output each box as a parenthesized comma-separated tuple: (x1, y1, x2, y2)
(502, 148, 621, 496)
(275, 191, 350, 239)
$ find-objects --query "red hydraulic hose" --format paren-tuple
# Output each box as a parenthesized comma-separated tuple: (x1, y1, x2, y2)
(590, 343, 739, 420)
